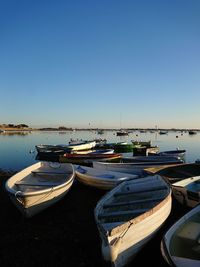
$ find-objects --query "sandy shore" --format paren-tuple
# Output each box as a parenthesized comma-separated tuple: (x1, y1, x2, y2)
(0, 172, 190, 267)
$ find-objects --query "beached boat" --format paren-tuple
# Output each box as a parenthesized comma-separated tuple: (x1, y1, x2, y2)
(95, 175, 172, 267)
(75, 165, 139, 190)
(172, 176, 200, 207)
(161, 203, 200, 267)
(5, 162, 75, 218)
(93, 160, 183, 176)
(144, 162, 200, 183)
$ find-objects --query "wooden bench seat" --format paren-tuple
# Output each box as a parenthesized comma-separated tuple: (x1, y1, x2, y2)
(98, 208, 147, 220)
(31, 171, 66, 175)
(103, 196, 164, 208)
(114, 185, 167, 197)
(15, 180, 60, 187)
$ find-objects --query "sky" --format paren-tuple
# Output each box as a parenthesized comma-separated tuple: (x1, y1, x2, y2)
(0, 0, 200, 129)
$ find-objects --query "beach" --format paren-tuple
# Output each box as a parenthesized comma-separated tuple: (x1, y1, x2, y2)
(0, 172, 190, 267)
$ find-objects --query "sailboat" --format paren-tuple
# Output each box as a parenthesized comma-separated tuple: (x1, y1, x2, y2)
(116, 114, 129, 136)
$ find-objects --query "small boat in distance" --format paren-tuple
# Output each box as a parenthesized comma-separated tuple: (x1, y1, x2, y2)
(188, 130, 197, 135)
(5, 162, 75, 218)
(116, 129, 129, 136)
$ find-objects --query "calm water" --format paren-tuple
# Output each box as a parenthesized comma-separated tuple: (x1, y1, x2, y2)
(0, 130, 200, 171)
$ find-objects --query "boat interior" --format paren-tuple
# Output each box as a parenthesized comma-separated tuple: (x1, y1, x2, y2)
(170, 213, 200, 260)
(13, 163, 72, 193)
(97, 178, 169, 224)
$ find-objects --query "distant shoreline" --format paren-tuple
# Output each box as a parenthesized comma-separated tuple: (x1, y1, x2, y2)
(0, 127, 200, 132)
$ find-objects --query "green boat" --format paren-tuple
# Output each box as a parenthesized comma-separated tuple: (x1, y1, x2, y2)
(113, 142, 133, 153)
(95, 142, 133, 153)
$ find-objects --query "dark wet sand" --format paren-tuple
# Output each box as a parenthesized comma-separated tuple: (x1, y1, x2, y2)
(0, 173, 190, 267)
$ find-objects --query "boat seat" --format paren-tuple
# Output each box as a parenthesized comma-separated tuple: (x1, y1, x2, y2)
(98, 208, 147, 220)
(177, 221, 200, 242)
(15, 181, 60, 187)
(114, 185, 167, 197)
(103, 196, 164, 208)
(31, 171, 66, 175)
(96, 174, 115, 179)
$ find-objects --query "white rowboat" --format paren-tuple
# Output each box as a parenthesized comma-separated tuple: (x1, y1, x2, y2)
(95, 175, 172, 267)
(75, 165, 139, 190)
(5, 162, 75, 218)
(93, 160, 183, 176)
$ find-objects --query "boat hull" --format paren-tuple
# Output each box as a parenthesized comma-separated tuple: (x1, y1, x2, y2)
(95, 175, 172, 267)
(5, 162, 75, 217)
(9, 180, 73, 217)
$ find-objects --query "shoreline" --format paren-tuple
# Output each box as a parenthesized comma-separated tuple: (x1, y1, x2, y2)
(1, 127, 200, 132)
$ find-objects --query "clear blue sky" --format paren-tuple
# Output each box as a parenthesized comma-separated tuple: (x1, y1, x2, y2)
(1, 0, 200, 129)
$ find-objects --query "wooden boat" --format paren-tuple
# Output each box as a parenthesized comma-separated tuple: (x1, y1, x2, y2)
(93, 160, 183, 176)
(60, 151, 121, 160)
(59, 152, 121, 165)
(121, 155, 183, 163)
(161, 203, 200, 267)
(95, 175, 172, 267)
(172, 176, 200, 207)
(68, 140, 96, 151)
(75, 165, 139, 190)
(79, 149, 115, 155)
(35, 144, 71, 155)
(5, 162, 75, 218)
(144, 162, 200, 183)
(148, 149, 186, 158)
(61, 149, 114, 155)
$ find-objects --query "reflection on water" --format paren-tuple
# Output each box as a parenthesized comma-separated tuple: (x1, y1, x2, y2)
(0, 131, 31, 136)
(0, 130, 200, 171)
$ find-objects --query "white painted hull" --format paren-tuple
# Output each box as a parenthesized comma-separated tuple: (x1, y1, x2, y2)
(95, 175, 172, 267)
(75, 165, 139, 190)
(68, 141, 96, 151)
(5, 162, 75, 217)
(93, 161, 180, 176)
(172, 176, 200, 207)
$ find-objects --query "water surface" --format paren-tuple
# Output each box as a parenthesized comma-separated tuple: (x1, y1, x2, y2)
(0, 130, 199, 171)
